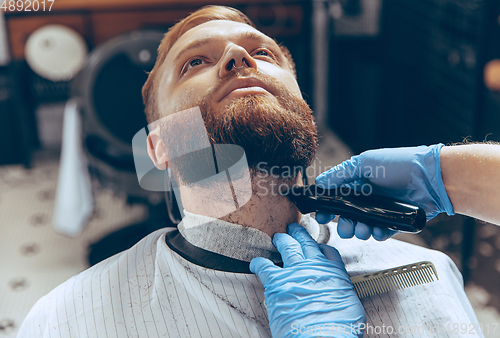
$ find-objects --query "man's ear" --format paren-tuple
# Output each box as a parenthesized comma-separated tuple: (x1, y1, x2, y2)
(147, 129, 169, 170)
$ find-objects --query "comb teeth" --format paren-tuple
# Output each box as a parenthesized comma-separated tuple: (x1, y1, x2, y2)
(350, 261, 439, 298)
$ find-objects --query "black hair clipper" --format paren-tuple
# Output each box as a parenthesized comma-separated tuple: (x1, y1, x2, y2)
(284, 185, 426, 233)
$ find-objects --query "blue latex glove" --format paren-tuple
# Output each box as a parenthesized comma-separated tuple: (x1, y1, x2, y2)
(315, 144, 455, 241)
(250, 223, 366, 337)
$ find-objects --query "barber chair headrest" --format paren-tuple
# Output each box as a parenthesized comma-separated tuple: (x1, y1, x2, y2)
(73, 30, 164, 200)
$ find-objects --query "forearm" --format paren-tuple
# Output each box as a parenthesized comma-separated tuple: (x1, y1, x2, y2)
(440, 144, 500, 225)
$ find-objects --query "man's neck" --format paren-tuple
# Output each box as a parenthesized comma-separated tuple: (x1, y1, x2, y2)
(178, 173, 303, 237)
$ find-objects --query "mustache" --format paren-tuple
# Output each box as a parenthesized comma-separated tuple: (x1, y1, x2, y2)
(201, 68, 287, 106)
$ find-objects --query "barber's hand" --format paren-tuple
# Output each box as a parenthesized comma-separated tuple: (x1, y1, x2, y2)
(250, 223, 366, 338)
(315, 144, 455, 241)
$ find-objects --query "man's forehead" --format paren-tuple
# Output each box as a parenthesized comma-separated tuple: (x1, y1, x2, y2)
(168, 20, 276, 62)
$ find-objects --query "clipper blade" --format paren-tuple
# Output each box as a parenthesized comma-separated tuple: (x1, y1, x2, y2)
(350, 261, 438, 298)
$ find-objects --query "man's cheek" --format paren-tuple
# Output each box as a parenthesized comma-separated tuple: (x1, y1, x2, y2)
(171, 91, 203, 113)
(176, 82, 213, 111)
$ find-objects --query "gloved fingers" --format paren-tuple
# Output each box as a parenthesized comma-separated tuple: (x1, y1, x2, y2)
(287, 223, 324, 260)
(354, 222, 372, 240)
(249, 257, 280, 285)
(272, 233, 305, 267)
(340, 220, 399, 241)
(337, 217, 356, 239)
(315, 157, 360, 189)
(372, 227, 399, 241)
(315, 212, 335, 224)
(318, 243, 343, 264)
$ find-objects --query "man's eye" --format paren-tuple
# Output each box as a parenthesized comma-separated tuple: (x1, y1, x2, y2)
(182, 58, 205, 73)
(255, 50, 270, 56)
(253, 49, 277, 63)
(189, 59, 203, 67)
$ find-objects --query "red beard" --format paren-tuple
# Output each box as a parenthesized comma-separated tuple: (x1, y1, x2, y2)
(199, 70, 318, 176)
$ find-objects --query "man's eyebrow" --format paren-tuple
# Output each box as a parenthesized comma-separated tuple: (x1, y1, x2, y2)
(172, 31, 277, 65)
(173, 38, 215, 64)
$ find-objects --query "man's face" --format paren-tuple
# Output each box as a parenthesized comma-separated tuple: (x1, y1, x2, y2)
(157, 20, 302, 115)
(152, 19, 317, 179)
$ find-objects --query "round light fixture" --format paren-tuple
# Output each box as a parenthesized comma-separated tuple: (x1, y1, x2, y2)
(25, 24, 87, 82)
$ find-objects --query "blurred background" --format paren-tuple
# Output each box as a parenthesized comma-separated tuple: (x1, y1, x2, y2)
(1, 0, 500, 336)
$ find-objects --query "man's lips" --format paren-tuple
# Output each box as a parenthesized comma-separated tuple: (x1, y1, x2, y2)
(217, 78, 274, 102)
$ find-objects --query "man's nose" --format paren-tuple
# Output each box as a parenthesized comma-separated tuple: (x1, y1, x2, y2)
(219, 45, 258, 77)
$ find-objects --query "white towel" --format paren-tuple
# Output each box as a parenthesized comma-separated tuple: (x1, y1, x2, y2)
(53, 99, 94, 237)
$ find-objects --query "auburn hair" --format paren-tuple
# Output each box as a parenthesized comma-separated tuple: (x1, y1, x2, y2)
(142, 5, 296, 124)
